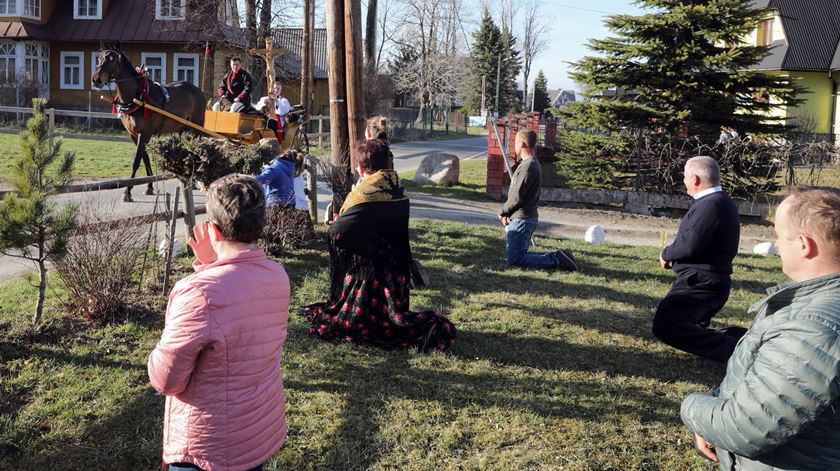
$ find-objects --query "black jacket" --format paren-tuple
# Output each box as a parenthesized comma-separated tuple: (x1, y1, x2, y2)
(663, 191, 740, 275)
(217, 70, 254, 103)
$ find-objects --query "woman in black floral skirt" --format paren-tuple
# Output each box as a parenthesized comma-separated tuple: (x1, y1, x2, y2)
(302, 139, 456, 352)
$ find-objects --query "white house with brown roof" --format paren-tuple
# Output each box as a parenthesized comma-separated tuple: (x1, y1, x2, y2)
(0, 0, 241, 109)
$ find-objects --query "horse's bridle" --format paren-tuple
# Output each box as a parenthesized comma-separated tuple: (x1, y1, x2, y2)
(95, 49, 138, 85)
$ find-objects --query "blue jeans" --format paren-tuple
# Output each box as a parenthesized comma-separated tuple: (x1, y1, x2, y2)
(169, 464, 263, 471)
(506, 218, 557, 269)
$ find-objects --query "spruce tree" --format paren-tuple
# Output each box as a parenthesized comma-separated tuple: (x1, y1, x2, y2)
(564, 0, 802, 137)
(532, 70, 550, 113)
(0, 99, 77, 326)
(464, 8, 502, 115)
(498, 26, 523, 115)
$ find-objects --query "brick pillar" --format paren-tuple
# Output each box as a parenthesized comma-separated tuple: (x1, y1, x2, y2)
(486, 119, 512, 199)
(544, 118, 557, 148)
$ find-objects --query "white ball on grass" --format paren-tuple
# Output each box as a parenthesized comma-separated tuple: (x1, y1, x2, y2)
(585, 225, 605, 244)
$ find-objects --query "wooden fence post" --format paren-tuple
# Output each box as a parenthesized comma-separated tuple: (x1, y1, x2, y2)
(163, 188, 181, 296)
(318, 115, 324, 149)
(306, 157, 318, 221)
(181, 180, 196, 243)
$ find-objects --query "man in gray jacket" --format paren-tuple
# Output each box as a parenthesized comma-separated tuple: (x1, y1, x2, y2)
(681, 186, 840, 470)
(498, 129, 577, 271)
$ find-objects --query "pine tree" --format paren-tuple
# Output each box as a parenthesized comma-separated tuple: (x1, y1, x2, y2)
(388, 44, 420, 107)
(564, 0, 803, 137)
(498, 26, 523, 115)
(532, 70, 550, 113)
(464, 8, 502, 115)
(0, 99, 77, 326)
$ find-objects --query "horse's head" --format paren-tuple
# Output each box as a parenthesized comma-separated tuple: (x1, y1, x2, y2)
(92, 48, 123, 88)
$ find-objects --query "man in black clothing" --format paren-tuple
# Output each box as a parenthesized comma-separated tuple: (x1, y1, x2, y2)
(654, 156, 745, 362)
(213, 56, 254, 113)
(498, 129, 577, 271)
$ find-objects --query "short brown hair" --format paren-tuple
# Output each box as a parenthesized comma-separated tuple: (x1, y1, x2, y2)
(516, 129, 537, 150)
(783, 186, 840, 258)
(230, 56, 241, 63)
(206, 174, 265, 243)
(353, 139, 392, 173)
(366, 116, 388, 140)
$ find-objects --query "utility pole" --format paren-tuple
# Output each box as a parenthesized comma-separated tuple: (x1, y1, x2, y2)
(301, 0, 312, 111)
(481, 74, 486, 113)
(344, 0, 366, 150)
(494, 52, 502, 113)
(327, 0, 349, 168)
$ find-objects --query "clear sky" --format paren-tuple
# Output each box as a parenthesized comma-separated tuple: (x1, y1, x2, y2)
(523, 0, 645, 91)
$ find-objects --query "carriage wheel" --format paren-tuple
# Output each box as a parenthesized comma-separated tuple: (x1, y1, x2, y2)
(292, 128, 310, 155)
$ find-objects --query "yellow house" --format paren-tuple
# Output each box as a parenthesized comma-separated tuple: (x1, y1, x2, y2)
(750, 0, 840, 135)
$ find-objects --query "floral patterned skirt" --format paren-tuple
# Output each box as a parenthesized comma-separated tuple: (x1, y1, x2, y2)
(302, 272, 456, 352)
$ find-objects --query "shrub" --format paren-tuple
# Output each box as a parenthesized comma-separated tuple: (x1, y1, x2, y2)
(259, 205, 316, 256)
(54, 206, 145, 325)
(146, 134, 275, 184)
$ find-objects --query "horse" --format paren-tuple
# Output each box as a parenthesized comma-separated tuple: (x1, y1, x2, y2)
(91, 43, 206, 202)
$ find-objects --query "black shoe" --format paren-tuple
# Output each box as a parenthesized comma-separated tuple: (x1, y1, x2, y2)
(554, 249, 579, 271)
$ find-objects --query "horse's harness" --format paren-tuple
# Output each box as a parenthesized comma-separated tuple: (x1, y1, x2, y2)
(100, 50, 170, 118)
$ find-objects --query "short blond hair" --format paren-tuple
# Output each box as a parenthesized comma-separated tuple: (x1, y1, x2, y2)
(515, 129, 537, 150)
(783, 186, 840, 259)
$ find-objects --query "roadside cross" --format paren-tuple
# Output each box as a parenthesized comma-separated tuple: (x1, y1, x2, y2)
(250, 36, 288, 116)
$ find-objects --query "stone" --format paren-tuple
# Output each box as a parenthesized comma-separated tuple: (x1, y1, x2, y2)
(584, 225, 606, 244)
(413, 153, 460, 186)
(753, 241, 778, 256)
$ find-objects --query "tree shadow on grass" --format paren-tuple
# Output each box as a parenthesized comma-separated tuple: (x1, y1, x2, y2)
(452, 330, 723, 387)
(280, 338, 690, 471)
(0, 383, 163, 469)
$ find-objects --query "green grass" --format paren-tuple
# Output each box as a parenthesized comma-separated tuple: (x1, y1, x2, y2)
(0, 133, 137, 184)
(0, 219, 787, 470)
(401, 159, 493, 202)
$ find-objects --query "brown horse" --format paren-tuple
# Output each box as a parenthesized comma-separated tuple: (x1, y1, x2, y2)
(92, 44, 206, 202)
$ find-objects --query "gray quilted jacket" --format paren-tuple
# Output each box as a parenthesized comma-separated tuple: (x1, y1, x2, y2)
(681, 272, 840, 471)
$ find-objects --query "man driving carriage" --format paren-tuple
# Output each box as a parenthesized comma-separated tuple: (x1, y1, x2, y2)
(213, 56, 254, 113)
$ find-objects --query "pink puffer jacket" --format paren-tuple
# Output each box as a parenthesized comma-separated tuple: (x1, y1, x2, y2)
(148, 248, 290, 471)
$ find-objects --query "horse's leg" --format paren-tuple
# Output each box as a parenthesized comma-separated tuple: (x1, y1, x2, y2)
(139, 134, 155, 195)
(123, 133, 144, 203)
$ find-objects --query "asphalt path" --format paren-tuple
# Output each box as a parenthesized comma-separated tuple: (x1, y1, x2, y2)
(0, 136, 487, 282)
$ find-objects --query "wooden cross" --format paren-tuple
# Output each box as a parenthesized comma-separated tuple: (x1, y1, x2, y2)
(250, 36, 288, 116)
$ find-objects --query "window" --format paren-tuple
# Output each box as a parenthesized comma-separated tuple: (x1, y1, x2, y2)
(0, 42, 15, 84)
(0, 0, 17, 16)
(60, 51, 83, 90)
(91, 51, 115, 90)
(23, 0, 39, 18)
(757, 18, 774, 46)
(24, 43, 47, 84)
(156, 0, 185, 20)
(141, 52, 166, 84)
(173, 53, 198, 86)
(73, 0, 101, 19)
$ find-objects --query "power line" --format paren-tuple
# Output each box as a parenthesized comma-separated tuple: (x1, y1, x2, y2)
(540, 1, 614, 16)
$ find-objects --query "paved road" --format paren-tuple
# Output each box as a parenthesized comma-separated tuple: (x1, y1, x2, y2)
(0, 136, 488, 282)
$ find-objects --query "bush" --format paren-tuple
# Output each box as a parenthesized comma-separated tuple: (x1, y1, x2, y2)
(555, 128, 834, 198)
(259, 205, 316, 256)
(146, 134, 275, 184)
(54, 207, 145, 325)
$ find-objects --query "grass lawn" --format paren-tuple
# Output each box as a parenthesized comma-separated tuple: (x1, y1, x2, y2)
(0, 218, 786, 470)
(0, 133, 137, 184)
(401, 159, 492, 202)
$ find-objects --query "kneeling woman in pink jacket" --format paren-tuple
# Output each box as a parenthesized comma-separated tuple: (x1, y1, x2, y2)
(148, 174, 290, 471)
